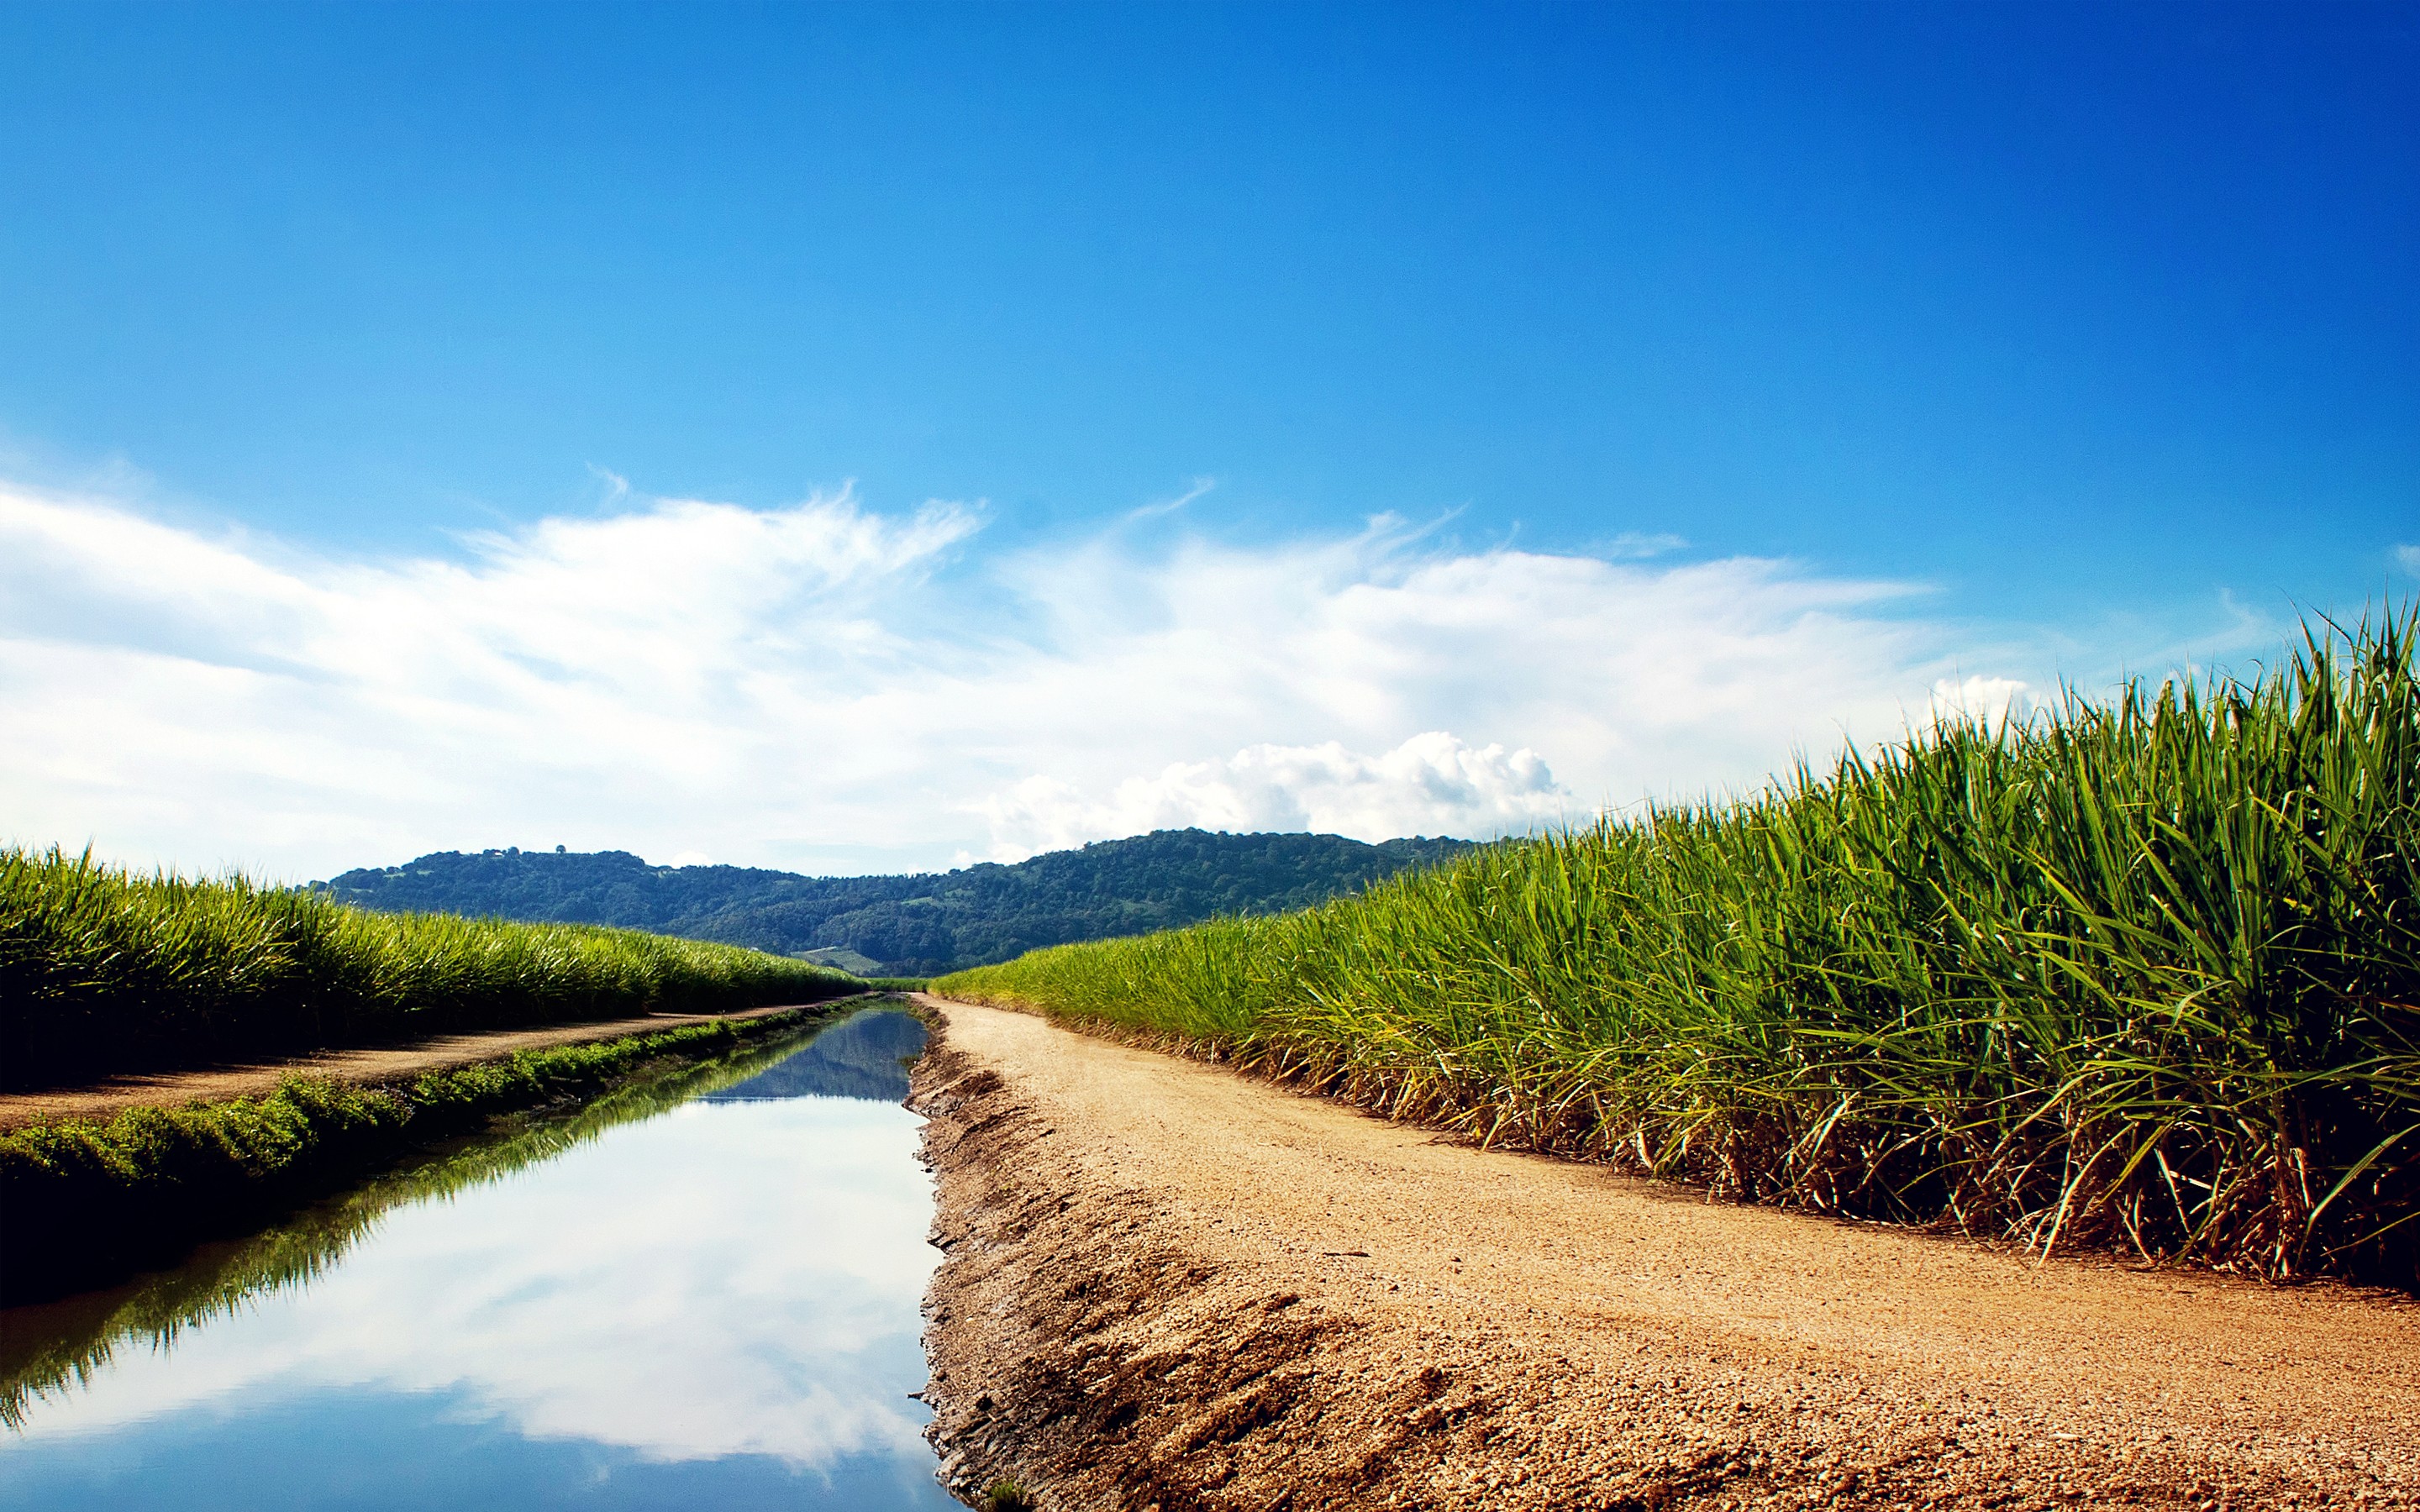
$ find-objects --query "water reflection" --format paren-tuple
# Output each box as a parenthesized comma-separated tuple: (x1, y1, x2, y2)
(702, 1007, 927, 1104)
(0, 1009, 955, 1510)
(3, 1026, 834, 1423)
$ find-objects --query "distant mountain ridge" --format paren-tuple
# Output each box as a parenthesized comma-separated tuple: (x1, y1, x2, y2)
(315, 828, 1478, 976)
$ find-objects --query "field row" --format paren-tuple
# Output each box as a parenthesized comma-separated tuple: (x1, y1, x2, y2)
(2, 848, 865, 1089)
(940, 612, 2420, 1288)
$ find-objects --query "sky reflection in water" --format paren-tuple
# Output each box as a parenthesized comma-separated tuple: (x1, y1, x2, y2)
(0, 1011, 955, 1510)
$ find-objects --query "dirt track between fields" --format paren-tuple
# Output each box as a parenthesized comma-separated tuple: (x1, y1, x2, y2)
(911, 995, 2420, 1511)
(0, 998, 858, 1131)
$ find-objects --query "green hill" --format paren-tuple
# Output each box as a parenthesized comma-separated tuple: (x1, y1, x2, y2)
(315, 828, 1477, 976)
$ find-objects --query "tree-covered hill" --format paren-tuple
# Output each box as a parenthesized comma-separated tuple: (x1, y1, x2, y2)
(315, 829, 1477, 976)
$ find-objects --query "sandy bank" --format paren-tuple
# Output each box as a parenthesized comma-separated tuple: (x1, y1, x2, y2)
(911, 995, 2420, 1511)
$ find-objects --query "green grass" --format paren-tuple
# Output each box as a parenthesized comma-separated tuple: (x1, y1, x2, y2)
(981, 1480, 1034, 1512)
(0, 1009, 845, 1306)
(2, 848, 866, 1088)
(939, 610, 2420, 1288)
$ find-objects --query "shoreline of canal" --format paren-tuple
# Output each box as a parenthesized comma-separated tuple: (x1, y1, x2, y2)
(910, 995, 2420, 1512)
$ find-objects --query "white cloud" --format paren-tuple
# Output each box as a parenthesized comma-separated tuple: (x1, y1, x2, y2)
(1124, 475, 1215, 522)
(978, 732, 1565, 861)
(1930, 674, 2037, 726)
(2396, 543, 2420, 572)
(0, 477, 2044, 878)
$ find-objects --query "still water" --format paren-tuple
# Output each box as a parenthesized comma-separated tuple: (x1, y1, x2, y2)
(0, 1009, 957, 1511)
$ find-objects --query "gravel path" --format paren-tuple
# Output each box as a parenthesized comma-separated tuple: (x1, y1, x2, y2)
(0, 998, 855, 1131)
(913, 996, 2420, 1511)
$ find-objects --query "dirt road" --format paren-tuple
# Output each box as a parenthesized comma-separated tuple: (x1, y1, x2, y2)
(0, 998, 856, 1131)
(913, 997, 2420, 1511)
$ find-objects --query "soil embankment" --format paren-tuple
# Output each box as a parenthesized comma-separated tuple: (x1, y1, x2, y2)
(0, 998, 853, 1131)
(911, 996, 2420, 1511)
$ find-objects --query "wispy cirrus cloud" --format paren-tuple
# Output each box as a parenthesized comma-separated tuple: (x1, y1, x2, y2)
(1, 476, 2049, 878)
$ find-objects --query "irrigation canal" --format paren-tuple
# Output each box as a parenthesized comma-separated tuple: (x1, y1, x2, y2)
(0, 1007, 958, 1510)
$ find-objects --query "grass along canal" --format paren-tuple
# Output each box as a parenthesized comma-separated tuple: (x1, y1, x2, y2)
(0, 1007, 955, 1511)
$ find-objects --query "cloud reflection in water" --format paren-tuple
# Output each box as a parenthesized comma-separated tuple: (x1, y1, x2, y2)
(4, 1084, 944, 1496)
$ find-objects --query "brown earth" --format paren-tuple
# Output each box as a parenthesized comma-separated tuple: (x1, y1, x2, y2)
(910, 995, 2420, 1512)
(0, 997, 861, 1131)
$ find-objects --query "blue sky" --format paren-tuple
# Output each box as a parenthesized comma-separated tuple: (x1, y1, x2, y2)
(1, 3, 2413, 877)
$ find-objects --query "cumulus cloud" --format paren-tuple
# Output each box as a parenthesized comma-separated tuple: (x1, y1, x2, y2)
(978, 732, 1565, 861)
(2397, 543, 2420, 572)
(0, 477, 2038, 877)
(1930, 674, 2038, 726)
